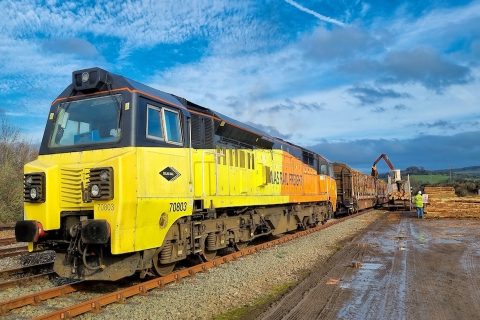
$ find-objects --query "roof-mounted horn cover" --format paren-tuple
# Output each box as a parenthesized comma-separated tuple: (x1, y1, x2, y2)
(72, 67, 109, 92)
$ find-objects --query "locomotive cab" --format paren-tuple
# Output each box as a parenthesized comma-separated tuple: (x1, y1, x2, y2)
(16, 68, 190, 280)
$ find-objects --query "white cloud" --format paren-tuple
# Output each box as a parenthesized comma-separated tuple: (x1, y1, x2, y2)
(0, 1, 258, 49)
(386, 1, 480, 51)
(284, 0, 346, 27)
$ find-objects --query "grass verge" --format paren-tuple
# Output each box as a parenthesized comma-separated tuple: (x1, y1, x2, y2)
(213, 281, 297, 320)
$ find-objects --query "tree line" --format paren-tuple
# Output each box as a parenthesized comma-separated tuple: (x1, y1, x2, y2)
(0, 117, 38, 223)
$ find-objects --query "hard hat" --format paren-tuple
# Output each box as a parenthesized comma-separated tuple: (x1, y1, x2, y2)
(418, 191, 422, 195)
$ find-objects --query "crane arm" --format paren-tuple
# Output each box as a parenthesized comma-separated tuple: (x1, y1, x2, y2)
(371, 153, 396, 177)
(372, 153, 395, 170)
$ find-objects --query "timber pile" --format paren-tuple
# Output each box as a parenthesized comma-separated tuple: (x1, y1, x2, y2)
(389, 191, 409, 201)
(425, 186, 480, 218)
(424, 186, 455, 198)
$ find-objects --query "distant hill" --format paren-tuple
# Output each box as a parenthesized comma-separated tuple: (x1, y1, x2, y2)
(378, 166, 480, 177)
(432, 166, 480, 176)
(378, 165, 480, 179)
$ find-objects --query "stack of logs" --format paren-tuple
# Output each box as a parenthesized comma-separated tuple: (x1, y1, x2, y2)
(425, 186, 480, 218)
(389, 191, 409, 201)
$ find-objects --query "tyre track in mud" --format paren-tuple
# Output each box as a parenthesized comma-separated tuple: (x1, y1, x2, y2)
(259, 213, 480, 320)
(260, 214, 390, 320)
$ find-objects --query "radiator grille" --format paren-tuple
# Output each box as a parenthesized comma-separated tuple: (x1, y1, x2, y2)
(60, 168, 86, 205)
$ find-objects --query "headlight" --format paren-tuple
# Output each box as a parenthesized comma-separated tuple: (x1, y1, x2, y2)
(90, 184, 100, 197)
(25, 176, 33, 186)
(99, 170, 109, 181)
(30, 187, 38, 200)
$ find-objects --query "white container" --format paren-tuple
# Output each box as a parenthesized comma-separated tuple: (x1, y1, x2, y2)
(392, 169, 401, 182)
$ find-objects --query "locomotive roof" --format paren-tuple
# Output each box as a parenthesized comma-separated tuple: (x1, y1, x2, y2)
(57, 67, 326, 161)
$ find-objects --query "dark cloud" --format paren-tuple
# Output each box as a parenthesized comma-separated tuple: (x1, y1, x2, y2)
(245, 122, 292, 140)
(371, 104, 408, 113)
(348, 85, 411, 105)
(341, 48, 473, 92)
(42, 38, 98, 58)
(416, 120, 457, 130)
(309, 131, 480, 171)
(261, 98, 324, 113)
(394, 104, 408, 111)
(382, 48, 473, 92)
(372, 107, 386, 113)
(301, 26, 384, 62)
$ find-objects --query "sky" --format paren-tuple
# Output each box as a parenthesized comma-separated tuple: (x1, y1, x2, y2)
(0, 0, 479, 172)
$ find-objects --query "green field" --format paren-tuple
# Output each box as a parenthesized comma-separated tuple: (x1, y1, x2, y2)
(409, 174, 450, 185)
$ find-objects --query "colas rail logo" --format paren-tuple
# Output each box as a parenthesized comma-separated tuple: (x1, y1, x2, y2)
(159, 167, 181, 181)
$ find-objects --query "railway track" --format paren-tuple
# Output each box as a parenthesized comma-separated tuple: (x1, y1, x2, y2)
(0, 261, 55, 290)
(0, 237, 16, 246)
(0, 211, 373, 319)
(0, 225, 14, 232)
(0, 245, 28, 259)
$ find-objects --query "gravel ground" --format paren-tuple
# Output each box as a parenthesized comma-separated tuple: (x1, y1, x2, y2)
(68, 210, 384, 320)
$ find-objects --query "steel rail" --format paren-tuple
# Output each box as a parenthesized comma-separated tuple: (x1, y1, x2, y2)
(0, 271, 56, 290)
(0, 237, 16, 246)
(0, 246, 28, 258)
(34, 210, 375, 320)
(0, 261, 54, 278)
(0, 225, 14, 232)
(0, 261, 55, 290)
(0, 281, 85, 315)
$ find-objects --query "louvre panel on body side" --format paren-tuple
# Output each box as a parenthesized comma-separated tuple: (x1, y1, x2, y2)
(191, 113, 215, 149)
(60, 168, 84, 205)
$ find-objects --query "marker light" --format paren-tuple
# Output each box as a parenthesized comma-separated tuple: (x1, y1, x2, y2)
(99, 170, 109, 182)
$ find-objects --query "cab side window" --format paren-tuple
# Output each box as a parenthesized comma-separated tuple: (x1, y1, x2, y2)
(146, 103, 183, 145)
(163, 109, 182, 144)
(328, 164, 334, 177)
(320, 164, 328, 175)
(147, 105, 163, 140)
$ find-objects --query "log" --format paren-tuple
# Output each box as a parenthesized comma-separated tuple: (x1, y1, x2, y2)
(424, 186, 480, 218)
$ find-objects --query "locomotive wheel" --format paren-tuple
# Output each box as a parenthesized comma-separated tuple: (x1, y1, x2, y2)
(152, 251, 176, 276)
(302, 216, 311, 230)
(234, 241, 248, 251)
(202, 249, 217, 261)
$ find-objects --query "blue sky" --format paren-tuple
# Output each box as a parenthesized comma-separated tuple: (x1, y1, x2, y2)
(1, 0, 479, 171)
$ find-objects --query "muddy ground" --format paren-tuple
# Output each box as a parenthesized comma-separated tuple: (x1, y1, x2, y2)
(259, 212, 480, 320)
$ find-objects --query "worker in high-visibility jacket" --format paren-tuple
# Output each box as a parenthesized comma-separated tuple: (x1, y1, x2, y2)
(413, 191, 424, 218)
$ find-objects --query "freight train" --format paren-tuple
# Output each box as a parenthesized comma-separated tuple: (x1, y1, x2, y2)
(15, 68, 342, 281)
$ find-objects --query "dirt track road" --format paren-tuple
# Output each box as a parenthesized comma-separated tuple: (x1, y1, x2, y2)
(260, 212, 480, 320)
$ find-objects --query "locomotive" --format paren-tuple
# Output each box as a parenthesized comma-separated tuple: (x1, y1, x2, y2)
(15, 68, 338, 281)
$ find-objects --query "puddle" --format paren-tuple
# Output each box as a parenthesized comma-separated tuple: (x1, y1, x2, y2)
(360, 262, 383, 270)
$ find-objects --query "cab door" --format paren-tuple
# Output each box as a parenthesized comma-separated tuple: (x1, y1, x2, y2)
(135, 97, 193, 251)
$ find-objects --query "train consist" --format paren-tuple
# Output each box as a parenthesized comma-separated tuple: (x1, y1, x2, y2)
(15, 68, 386, 281)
